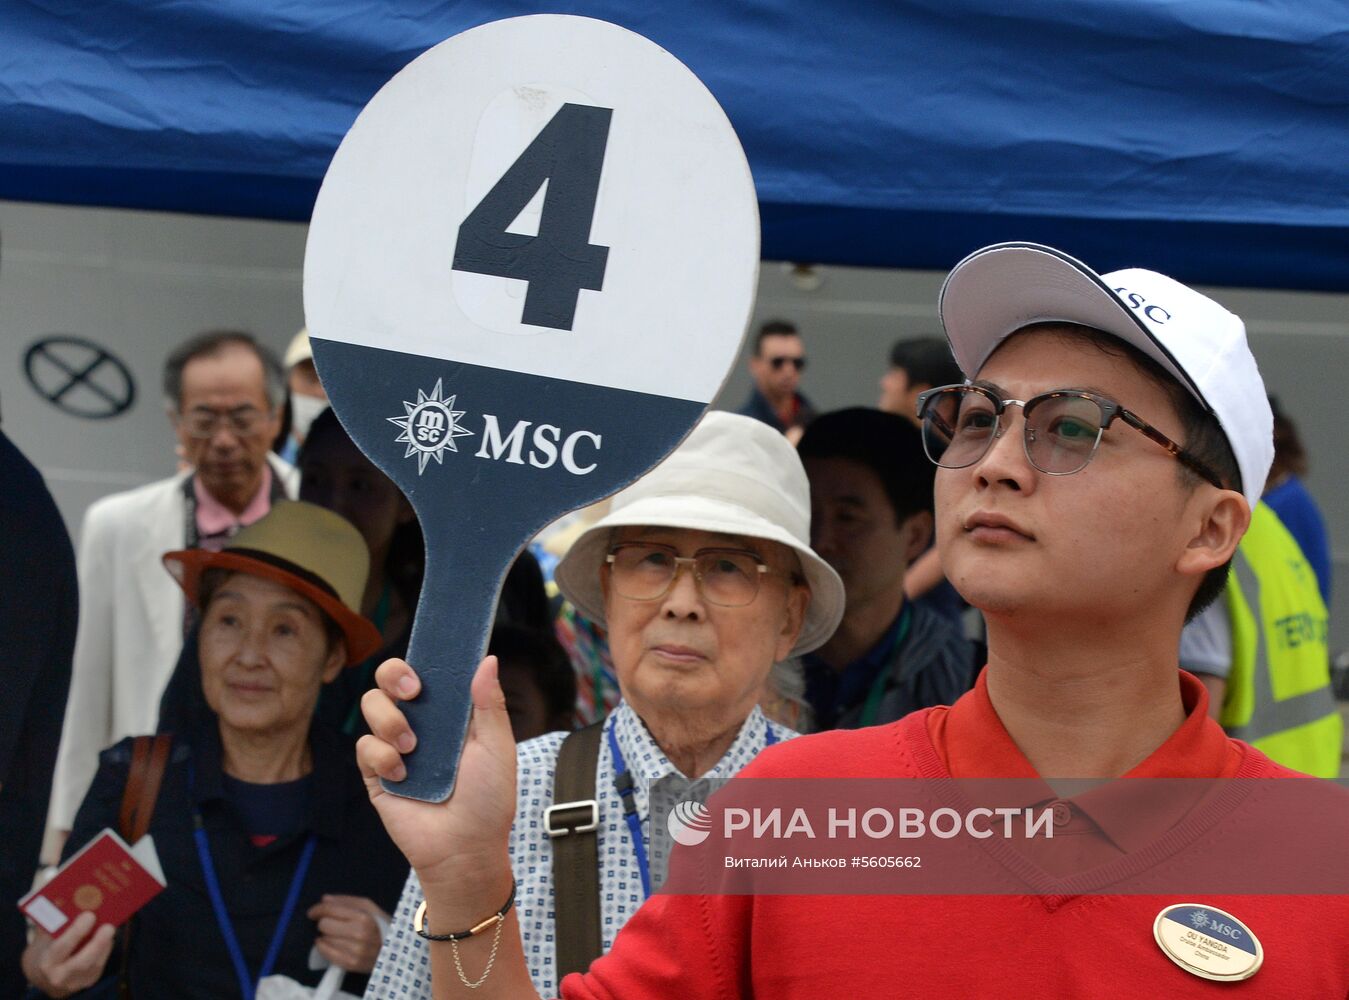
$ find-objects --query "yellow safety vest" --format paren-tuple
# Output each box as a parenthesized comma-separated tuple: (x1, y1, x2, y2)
(1222, 502, 1342, 778)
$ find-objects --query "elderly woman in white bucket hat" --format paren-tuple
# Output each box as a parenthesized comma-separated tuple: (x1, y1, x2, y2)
(361, 412, 844, 999)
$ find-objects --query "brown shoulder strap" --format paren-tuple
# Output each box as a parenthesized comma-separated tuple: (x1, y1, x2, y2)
(117, 738, 151, 838)
(112, 733, 172, 998)
(549, 721, 605, 979)
(118, 734, 173, 844)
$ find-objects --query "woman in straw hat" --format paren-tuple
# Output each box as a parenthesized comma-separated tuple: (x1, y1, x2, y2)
(23, 502, 408, 999)
(363, 412, 845, 999)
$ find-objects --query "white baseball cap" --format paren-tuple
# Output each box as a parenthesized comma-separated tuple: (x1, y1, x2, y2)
(283, 328, 313, 370)
(554, 411, 845, 655)
(938, 242, 1272, 509)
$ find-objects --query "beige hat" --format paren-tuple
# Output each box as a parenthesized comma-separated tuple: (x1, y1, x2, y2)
(163, 500, 382, 665)
(554, 411, 844, 655)
(283, 328, 313, 370)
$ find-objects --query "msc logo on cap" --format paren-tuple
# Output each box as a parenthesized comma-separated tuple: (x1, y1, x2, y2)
(668, 800, 714, 847)
(389, 379, 602, 477)
(1114, 286, 1172, 326)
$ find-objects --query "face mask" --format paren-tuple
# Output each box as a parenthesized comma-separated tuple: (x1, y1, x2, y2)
(290, 394, 328, 443)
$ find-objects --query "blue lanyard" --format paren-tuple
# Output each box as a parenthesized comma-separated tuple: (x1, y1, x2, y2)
(189, 764, 318, 1000)
(606, 715, 778, 898)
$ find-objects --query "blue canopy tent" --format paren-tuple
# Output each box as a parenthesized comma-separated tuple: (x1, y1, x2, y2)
(2, 1, 1346, 290)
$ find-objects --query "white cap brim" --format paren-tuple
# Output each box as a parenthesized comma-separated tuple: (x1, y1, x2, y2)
(940, 243, 1208, 407)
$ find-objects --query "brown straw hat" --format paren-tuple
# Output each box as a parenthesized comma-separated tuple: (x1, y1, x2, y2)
(162, 500, 383, 665)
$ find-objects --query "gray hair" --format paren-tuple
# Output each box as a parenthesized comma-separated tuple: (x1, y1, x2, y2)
(764, 657, 814, 733)
(162, 330, 285, 412)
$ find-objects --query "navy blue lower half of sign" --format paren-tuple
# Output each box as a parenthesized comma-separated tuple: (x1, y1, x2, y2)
(312, 337, 707, 801)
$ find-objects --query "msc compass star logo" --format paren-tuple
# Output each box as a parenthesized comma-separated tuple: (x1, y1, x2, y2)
(388, 379, 474, 474)
(1190, 909, 1211, 930)
(667, 800, 714, 847)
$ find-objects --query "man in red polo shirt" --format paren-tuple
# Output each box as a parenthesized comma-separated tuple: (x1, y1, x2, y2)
(358, 242, 1348, 998)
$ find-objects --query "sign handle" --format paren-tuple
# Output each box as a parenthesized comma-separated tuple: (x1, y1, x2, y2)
(385, 523, 522, 803)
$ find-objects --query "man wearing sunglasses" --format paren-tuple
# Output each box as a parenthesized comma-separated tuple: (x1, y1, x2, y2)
(737, 319, 816, 441)
(358, 243, 1348, 997)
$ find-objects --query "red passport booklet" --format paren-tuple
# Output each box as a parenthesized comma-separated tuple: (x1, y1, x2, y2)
(19, 829, 166, 938)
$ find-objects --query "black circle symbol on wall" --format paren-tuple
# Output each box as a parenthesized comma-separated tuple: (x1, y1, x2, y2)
(24, 336, 136, 419)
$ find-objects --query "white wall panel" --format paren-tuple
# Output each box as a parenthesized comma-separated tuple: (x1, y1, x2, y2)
(4, 200, 1347, 649)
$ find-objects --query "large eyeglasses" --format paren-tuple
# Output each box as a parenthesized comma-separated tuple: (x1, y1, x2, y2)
(605, 542, 770, 608)
(177, 406, 269, 439)
(915, 384, 1225, 487)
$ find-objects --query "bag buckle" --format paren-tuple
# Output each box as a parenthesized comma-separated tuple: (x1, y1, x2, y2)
(545, 799, 599, 837)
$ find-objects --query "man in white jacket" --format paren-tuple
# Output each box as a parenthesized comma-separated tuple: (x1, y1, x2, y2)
(49, 331, 297, 837)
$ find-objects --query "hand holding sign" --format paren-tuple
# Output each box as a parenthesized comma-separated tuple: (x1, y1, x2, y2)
(305, 15, 758, 801)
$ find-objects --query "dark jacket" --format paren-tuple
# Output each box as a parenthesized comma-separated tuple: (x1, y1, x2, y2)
(806, 601, 975, 730)
(736, 387, 816, 434)
(0, 430, 77, 997)
(841, 601, 973, 728)
(60, 721, 408, 999)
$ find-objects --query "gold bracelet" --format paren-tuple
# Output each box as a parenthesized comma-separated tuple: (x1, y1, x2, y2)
(414, 881, 516, 990)
(413, 880, 516, 941)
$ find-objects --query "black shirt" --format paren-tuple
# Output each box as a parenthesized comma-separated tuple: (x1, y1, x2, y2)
(61, 720, 408, 999)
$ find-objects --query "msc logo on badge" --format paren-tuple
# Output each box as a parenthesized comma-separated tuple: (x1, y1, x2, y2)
(389, 380, 602, 477)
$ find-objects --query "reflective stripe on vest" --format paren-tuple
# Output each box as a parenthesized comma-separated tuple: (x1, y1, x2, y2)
(1222, 503, 1342, 778)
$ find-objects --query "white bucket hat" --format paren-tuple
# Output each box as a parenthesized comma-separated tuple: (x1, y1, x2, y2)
(554, 411, 845, 655)
(939, 242, 1272, 509)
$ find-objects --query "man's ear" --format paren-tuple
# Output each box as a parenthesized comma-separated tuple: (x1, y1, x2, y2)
(773, 583, 811, 663)
(1176, 489, 1250, 578)
(903, 382, 935, 419)
(900, 511, 934, 565)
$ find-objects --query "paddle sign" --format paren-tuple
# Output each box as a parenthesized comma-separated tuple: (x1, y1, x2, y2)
(304, 15, 759, 801)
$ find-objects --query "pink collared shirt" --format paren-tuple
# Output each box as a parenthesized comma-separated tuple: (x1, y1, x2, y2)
(193, 465, 273, 551)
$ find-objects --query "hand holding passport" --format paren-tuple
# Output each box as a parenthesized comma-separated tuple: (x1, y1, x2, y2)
(21, 828, 166, 938)
(17, 828, 166, 994)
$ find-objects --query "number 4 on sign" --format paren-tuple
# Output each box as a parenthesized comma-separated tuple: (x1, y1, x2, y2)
(452, 102, 613, 331)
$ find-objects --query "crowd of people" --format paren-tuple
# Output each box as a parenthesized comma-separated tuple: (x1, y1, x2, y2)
(0, 239, 1343, 997)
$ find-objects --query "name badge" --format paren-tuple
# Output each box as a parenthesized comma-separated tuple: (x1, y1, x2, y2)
(1153, 903, 1262, 982)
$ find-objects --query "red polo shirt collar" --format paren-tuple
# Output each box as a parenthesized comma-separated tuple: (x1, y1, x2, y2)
(924, 667, 1245, 854)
